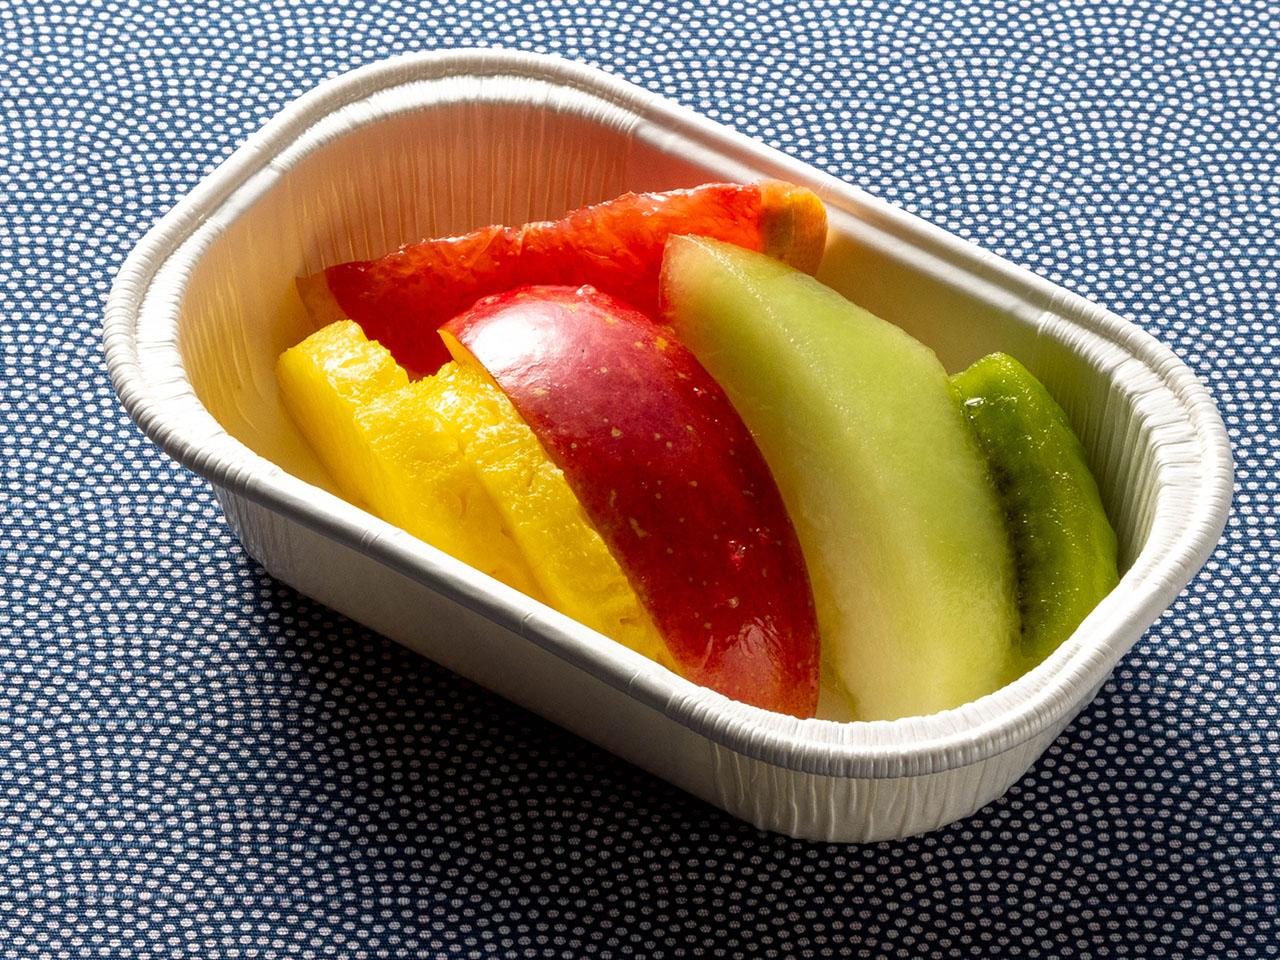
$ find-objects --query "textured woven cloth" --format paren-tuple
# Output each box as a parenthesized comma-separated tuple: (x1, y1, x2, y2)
(2, 1, 1276, 956)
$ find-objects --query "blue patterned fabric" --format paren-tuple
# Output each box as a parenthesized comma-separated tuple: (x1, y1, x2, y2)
(2, 0, 1276, 955)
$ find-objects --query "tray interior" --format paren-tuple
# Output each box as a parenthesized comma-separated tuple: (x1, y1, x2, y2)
(176, 75, 1164, 614)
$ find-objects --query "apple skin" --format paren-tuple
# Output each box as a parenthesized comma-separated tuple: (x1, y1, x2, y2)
(441, 284, 820, 718)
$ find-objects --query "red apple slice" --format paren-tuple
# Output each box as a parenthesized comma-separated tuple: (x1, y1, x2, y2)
(300, 181, 827, 374)
(441, 285, 820, 717)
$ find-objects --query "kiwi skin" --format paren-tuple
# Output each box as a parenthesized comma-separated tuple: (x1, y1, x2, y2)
(952, 353, 1120, 679)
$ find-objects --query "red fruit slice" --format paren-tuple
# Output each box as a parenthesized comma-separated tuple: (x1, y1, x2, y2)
(300, 181, 827, 374)
(441, 284, 820, 718)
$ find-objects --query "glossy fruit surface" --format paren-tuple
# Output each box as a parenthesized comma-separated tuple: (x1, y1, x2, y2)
(661, 236, 1019, 721)
(444, 284, 821, 717)
(952, 352, 1120, 675)
(300, 181, 827, 374)
(421, 362, 674, 669)
(277, 321, 673, 664)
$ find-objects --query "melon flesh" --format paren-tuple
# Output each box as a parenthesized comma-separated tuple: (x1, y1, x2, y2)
(661, 236, 1019, 720)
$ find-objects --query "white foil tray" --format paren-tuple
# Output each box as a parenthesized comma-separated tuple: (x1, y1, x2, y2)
(104, 50, 1233, 842)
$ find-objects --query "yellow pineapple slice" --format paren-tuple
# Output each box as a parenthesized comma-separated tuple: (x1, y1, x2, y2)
(276, 320, 408, 505)
(356, 388, 542, 597)
(276, 321, 540, 598)
(420, 362, 675, 669)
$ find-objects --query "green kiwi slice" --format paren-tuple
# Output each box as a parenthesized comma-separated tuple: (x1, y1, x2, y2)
(953, 352, 1120, 677)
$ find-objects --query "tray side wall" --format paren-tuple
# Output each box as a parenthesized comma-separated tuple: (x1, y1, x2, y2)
(217, 488, 1063, 842)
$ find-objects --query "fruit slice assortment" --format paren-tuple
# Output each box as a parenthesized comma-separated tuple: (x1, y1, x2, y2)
(443, 285, 821, 718)
(280, 179, 1122, 721)
(298, 181, 827, 374)
(420, 361, 675, 672)
(952, 352, 1120, 677)
(278, 321, 675, 671)
(660, 236, 1019, 720)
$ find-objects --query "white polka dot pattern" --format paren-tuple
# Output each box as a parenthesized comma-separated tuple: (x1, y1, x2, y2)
(2, 0, 1277, 956)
